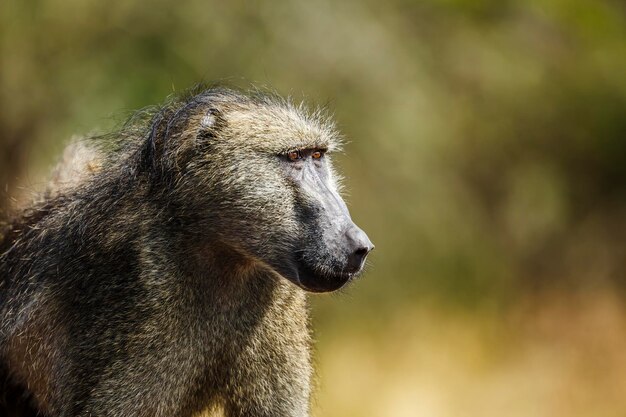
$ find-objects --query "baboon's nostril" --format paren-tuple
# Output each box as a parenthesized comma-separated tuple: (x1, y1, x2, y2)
(344, 226, 374, 273)
(346, 246, 372, 273)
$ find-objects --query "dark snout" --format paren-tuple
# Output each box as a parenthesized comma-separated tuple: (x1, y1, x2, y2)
(293, 220, 374, 293)
(344, 224, 374, 274)
(283, 160, 375, 293)
(296, 221, 373, 293)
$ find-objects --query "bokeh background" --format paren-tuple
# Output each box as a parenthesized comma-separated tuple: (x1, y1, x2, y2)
(2, 0, 626, 415)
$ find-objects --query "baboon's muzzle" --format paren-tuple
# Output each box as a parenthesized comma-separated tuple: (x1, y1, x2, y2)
(296, 221, 374, 293)
(272, 152, 374, 292)
(293, 169, 374, 292)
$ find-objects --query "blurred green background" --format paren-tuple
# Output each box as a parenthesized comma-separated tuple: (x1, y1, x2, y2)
(2, 0, 626, 415)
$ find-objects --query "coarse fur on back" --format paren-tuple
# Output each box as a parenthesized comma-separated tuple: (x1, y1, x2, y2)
(0, 85, 373, 417)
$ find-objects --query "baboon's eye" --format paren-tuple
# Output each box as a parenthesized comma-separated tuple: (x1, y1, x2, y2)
(288, 150, 302, 161)
(312, 150, 324, 159)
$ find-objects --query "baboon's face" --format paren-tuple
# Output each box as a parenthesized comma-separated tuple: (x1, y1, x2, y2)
(270, 147, 374, 292)
(196, 102, 373, 293)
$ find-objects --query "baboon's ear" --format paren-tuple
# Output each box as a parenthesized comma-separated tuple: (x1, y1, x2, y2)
(200, 108, 219, 129)
(198, 108, 224, 140)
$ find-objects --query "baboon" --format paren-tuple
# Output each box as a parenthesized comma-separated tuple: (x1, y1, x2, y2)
(0, 86, 373, 417)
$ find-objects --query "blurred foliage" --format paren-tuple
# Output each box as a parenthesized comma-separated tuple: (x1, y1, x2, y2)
(2, 0, 626, 306)
(2, 1, 626, 414)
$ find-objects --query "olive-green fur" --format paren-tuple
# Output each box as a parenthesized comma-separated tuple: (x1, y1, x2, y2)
(0, 86, 346, 417)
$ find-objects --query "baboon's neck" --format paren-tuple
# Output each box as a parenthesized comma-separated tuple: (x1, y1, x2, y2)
(157, 228, 304, 312)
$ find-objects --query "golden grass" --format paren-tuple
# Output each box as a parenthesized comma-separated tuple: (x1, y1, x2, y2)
(313, 292, 626, 417)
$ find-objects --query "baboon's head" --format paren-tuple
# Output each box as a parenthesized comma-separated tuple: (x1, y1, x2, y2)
(144, 88, 373, 292)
